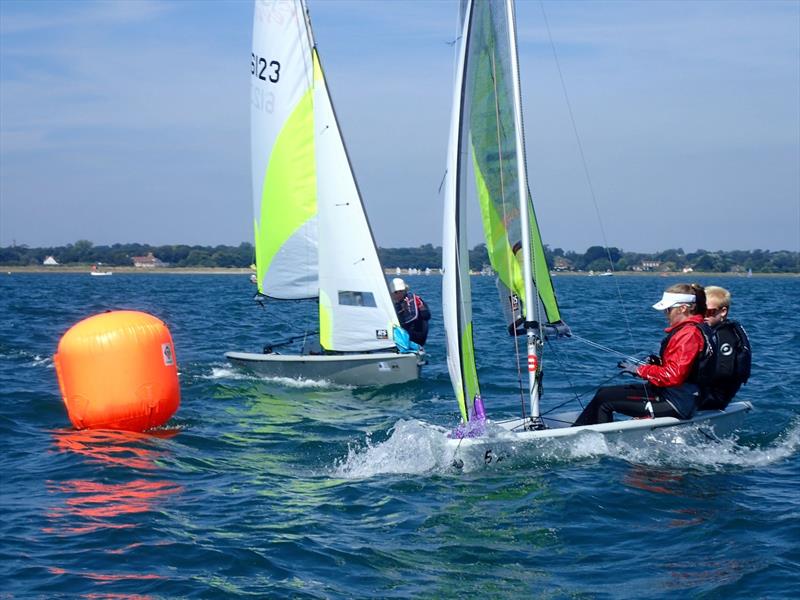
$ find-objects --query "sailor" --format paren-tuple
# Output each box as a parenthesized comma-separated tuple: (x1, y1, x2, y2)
(572, 283, 714, 426)
(698, 285, 751, 410)
(390, 277, 431, 346)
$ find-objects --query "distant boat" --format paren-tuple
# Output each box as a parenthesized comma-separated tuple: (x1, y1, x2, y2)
(225, 0, 423, 386)
(599, 271, 613, 277)
(90, 265, 112, 277)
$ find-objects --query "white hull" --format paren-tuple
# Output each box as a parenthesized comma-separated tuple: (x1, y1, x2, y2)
(90, 271, 112, 276)
(448, 401, 753, 450)
(225, 350, 421, 386)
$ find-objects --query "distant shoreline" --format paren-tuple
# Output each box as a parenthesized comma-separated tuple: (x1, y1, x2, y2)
(2, 266, 796, 277)
(2, 266, 252, 275)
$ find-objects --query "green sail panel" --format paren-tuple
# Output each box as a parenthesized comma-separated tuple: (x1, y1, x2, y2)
(251, 0, 319, 300)
(254, 87, 317, 298)
(465, 0, 561, 325)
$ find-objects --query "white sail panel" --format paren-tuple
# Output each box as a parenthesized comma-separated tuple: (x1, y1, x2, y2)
(252, 0, 318, 299)
(313, 52, 398, 352)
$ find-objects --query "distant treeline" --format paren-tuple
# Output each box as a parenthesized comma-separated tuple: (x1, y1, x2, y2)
(1, 240, 798, 273)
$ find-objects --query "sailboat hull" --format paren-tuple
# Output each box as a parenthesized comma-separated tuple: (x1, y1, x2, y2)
(224, 351, 421, 386)
(448, 401, 753, 450)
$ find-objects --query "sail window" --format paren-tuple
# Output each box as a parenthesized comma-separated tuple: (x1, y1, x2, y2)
(338, 291, 377, 308)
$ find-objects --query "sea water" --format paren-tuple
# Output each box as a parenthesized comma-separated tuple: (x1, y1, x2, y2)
(0, 273, 797, 598)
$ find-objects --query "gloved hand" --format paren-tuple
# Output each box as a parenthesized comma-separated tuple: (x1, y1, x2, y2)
(646, 354, 661, 365)
(617, 361, 640, 376)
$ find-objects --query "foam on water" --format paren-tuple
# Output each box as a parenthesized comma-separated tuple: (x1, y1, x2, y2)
(332, 419, 455, 478)
(1, 348, 54, 368)
(30, 354, 53, 368)
(206, 365, 343, 389)
(206, 366, 261, 381)
(606, 417, 800, 470)
(333, 417, 800, 478)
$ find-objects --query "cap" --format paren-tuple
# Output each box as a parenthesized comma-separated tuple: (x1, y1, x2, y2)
(652, 292, 696, 310)
(390, 277, 408, 293)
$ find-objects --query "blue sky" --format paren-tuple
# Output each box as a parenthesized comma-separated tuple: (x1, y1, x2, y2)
(1, 0, 798, 252)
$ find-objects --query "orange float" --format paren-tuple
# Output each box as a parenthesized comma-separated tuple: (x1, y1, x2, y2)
(54, 311, 180, 432)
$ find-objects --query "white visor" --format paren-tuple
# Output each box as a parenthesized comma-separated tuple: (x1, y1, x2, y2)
(652, 292, 696, 310)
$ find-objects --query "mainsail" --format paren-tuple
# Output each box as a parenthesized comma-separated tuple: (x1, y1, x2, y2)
(251, 0, 398, 352)
(444, 0, 567, 424)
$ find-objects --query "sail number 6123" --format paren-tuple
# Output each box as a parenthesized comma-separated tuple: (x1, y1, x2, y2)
(251, 54, 280, 83)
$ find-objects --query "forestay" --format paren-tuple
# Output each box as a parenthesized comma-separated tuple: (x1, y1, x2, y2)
(313, 49, 399, 352)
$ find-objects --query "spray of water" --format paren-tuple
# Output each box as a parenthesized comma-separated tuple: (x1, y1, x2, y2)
(332, 417, 800, 478)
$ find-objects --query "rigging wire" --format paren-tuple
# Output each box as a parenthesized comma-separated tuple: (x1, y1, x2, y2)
(569, 334, 647, 365)
(542, 338, 586, 411)
(537, 1, 641, 359)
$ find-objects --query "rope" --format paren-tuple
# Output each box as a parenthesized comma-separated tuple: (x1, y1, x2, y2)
(263, 330, 319, 353)
(538, 1, 641, 359)
(542, 338, 585, 411)
(569, 334, 647, 365)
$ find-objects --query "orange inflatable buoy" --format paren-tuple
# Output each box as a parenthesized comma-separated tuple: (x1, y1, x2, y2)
(54, 311, 180, 432)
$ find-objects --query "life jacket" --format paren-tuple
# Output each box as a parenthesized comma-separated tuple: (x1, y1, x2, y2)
(659, 320, 718, 390)
(713, 320, 751, 386)
(395, 293, 419, 325)
(394, 293, 429, 346)
(698, 320, 751, 410)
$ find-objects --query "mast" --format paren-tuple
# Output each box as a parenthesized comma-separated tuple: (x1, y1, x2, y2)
(505, 0, 543, 424)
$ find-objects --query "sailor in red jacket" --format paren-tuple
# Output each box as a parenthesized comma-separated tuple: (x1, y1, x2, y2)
(572, 283, 710, 426)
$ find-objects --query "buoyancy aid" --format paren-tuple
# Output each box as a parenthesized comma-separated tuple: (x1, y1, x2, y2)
(394, 293, 430, 346)
(638, 315, 715, 419)
(658, 319, 718, 389)
(698, 320, 751, 410)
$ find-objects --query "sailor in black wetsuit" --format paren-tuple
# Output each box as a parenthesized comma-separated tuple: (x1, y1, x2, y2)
(699, 285, 751, 410)
(390, 277, 431, 346)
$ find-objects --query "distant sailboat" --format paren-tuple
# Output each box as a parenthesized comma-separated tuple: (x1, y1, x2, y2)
(90, 265, 112, 276)
(441, 0, 750, 450)
(226, 0, 424, 386)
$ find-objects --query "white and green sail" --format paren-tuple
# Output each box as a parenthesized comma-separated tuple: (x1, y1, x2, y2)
(444, 0, 568, 423)
(251, 0, 398, 352)
(252, 0, 318, 300)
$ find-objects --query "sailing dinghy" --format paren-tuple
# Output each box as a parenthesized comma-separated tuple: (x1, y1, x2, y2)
(226, 0, 424, 386)
(442, 0, 751, 451)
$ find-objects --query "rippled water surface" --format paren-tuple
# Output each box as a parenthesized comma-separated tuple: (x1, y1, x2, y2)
(1, 273, 798, 598)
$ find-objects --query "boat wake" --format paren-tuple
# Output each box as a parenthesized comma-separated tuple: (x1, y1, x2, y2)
(605, 417, 800, 470)
(206, 366, 264, 381)
(206, 366, 343, 389)
(332, 417, 800, 477)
